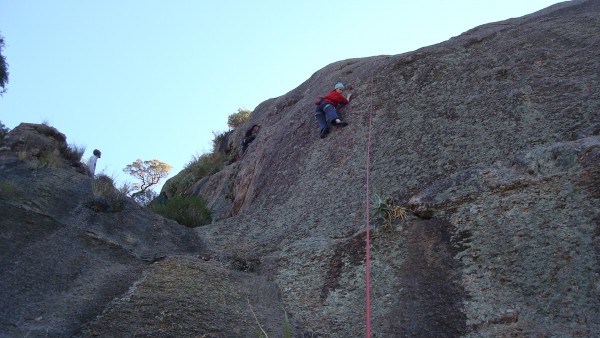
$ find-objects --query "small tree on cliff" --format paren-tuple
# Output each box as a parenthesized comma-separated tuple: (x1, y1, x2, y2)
(0, 33, 9, 95)
(123, 159, 172, 205)
(227, 108, 252, 130)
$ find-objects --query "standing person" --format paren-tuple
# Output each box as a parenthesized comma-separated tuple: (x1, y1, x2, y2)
(315, 82, 353, 138)
(85, 149, 101, 177)
(241, 124, 260, 152)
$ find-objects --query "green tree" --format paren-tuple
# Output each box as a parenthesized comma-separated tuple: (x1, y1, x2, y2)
(227, 108, 252, 130)
(0, 33, 9, 95)
(123, 159, 173, 202)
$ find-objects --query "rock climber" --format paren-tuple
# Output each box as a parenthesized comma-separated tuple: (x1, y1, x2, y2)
(241, 125, 260, 152)
(315, 82, 353, 138)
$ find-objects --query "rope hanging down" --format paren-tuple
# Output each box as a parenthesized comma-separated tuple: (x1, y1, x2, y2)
(364, 74, 374, 337)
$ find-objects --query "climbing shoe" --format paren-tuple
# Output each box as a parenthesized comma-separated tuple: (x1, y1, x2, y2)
(320, 128, 330, 138)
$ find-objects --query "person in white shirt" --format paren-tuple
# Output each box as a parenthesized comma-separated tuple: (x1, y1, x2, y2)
(85, 149, 101, 177)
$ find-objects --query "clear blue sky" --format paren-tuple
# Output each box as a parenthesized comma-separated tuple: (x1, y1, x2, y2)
(0, 0, 563, 192)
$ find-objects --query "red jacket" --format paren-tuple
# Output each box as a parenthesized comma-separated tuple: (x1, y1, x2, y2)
(323, 90, 349, 109)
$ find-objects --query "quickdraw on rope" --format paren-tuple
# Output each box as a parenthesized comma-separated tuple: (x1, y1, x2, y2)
(364, 73, 374, 337)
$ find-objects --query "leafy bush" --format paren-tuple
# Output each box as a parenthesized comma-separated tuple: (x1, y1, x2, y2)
(86, 174, 127, 212)
(165, 150, 228, 195)
(164, 172, 195, 197)
(227, 108, 252, 130)
(186, 151, 228, 180)
(150, 195, 212, 227)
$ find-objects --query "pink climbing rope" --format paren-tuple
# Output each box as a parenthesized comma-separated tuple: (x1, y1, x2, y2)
(364, 74, 374, 337)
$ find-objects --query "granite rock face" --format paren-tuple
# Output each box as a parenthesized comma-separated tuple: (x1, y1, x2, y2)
(2, 1, 599, 337)
(184, 0, 600, 336)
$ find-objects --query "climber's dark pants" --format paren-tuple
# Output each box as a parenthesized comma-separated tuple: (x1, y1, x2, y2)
(315, 103, 340, 130)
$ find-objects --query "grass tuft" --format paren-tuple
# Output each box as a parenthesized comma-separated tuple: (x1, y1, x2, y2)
(85, 174, 127, 212)
(63, 143, 86, 166)
(370, 193, 407, 226)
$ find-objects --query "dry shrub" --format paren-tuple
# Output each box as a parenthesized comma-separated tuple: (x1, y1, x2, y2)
(85, 174, 127, 212)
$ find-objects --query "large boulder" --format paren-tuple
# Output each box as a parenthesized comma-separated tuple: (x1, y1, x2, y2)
(1, 123, 67, 156)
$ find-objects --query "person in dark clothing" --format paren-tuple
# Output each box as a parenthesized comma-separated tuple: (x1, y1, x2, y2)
(315, 82, 353, 138)
(242, 124, 260, 152)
